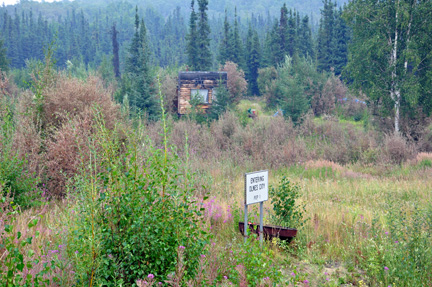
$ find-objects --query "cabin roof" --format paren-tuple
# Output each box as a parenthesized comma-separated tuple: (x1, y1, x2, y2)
(178, 71, 227, 82)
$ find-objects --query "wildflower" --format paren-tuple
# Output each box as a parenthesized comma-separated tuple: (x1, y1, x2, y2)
(385, 231, 389, 235)
(50, 250, 59, 253)
(304, 279, 309, 284)
(291, 272, 296, 276)
(326, 278, 330, 281)
(108, 254, 113, 258)
(264, 277, 270, 280)
(394, 241, 399, 244)
(384, 266, 389, 271)
(224, 276, 228, 279)
(148, 274, 155, 279)
(179, 246, 185, 249)
(158, 283, 162, 285)
(324, 272, 329, 275)
(201, 254, 206, 258)
(75, 251, 79, 254)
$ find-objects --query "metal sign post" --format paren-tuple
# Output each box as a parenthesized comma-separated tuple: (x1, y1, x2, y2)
(244, 170, 269, 247)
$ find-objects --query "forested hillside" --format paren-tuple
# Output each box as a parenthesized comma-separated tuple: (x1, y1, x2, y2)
(3, 0, 349, 19)
(0, 0, 350, 69)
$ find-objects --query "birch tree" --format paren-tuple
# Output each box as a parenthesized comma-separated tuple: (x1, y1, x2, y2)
(344, 0, 432, 134)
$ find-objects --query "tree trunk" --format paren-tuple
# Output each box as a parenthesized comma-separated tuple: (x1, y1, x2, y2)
(394, 90, 400, 134)
(390, 0, 400, 134)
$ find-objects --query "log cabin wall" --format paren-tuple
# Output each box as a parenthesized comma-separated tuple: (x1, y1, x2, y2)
(177, 71, 227, 115)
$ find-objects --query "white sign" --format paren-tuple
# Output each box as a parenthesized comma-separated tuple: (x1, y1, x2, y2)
(245, 170, 268, 205)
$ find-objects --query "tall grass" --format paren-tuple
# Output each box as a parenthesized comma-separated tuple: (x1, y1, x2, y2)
(2, 68, 432, 286)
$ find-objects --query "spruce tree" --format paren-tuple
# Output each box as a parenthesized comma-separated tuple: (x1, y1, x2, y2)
(0, 38, 9, 72)
(123, 7, 157, 117)
(278, 4, 288, 63)
(195, 0, 211, 70)
(186, 0, 198, 69)
(333, 7, 348, 75)
(317, 0, 336, 72)
(265, 20, 282, 67)
(111, 23, 120, 79)
(298, 15, 314, 59)
(245, 25, 261, 96)
(231, 8, 245, 68)
(287, 10, 297, 57)
(218, 9, 232, 65)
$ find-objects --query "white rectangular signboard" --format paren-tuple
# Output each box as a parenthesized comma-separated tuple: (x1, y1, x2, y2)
(245, 170, 268, 205)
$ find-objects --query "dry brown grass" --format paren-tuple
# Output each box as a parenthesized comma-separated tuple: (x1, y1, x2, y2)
(305, 160, 344, 173)
(415, 152, 432, 162)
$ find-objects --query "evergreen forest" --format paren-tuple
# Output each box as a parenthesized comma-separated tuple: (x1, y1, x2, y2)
(1, 0, 432, 286)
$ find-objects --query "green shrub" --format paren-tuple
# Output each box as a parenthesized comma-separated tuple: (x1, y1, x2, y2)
(359, 200, 432, 286)
(0, 98, 38, 208)
(270, 177, 307, 229)
(0, 196, 56, 286)
(223, 239, 282, 285)
(67, 108, 209, 285)
(418, 158, 432, 169)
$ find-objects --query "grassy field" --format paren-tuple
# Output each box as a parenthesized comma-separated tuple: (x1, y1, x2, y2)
(5, 158, 431, 286)
(197, 157, 432, 286)
(2, 72, 432, 286)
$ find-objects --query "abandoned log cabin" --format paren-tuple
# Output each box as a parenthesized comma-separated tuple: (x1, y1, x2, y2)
(177, 71, 228, 115)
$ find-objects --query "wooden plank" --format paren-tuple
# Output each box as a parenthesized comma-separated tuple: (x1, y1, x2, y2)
(203, 80, 215, 85)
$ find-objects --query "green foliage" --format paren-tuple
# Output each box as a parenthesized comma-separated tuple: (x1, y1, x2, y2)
(98, 55, 115, 85)
(0, 99, 38, 208)
(111, 24, 121, 79)
(120, 8, 158, 118)
(217, 10, 232, 65)
(272, 56, 312, 123)
(359, 200, 432, 286)
(245, 26, 261, 97)
(67, 102, 209, 285)
(317, 0, 350, 75)
(186, 0, 212, 71)
(28, 40, 57, 134)
(0, 198, 56, 286)
(223, 238, 282, 285)
(65, 59, 91, 80)
(187, 92, 209, 124)
(230, 8, 245, 69)
(0, 38, 9, 73)
(208, 85, 231, 121)
(298, 15, 314, 60)
(344, 0, 432, 133)
(270, 177, 307, 229)
(418, 159, 432, 169)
